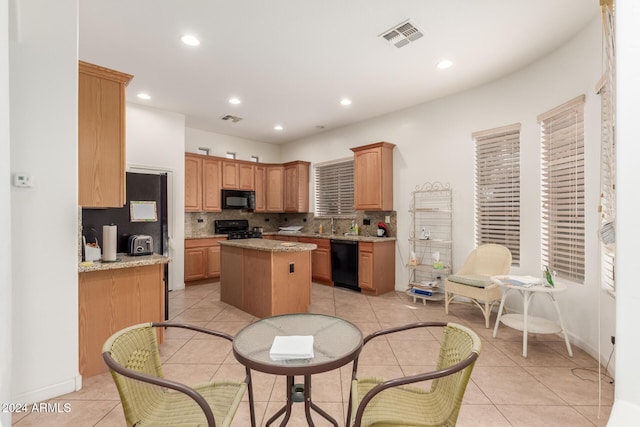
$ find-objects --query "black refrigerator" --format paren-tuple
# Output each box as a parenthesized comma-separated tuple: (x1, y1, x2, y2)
(82, 172, 170, 320)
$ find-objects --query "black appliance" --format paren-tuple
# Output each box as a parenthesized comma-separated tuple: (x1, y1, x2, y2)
(82, 172, 170, 319)
(215, 219, 263, 239)
(221, 189, 256, 210)
(330, 239, 360, 292)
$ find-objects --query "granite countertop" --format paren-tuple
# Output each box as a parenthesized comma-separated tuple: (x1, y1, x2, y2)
(186, 232, 396, 243)
(78, 253, 171, 273)
(219, 238, 317, 252)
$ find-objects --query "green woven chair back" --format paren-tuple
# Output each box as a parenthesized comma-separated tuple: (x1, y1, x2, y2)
(103, 323, 165, 426)
(430, 323, 481, 425)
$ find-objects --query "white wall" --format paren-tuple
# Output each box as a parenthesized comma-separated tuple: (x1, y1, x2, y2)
(127, 103, 186, 290)
(608, 0, 640, 423)
(1, 1, 12, 425)
(9, 0, 79, 403)
(186, 127, 281, 163)
(284, 17, 614, 365)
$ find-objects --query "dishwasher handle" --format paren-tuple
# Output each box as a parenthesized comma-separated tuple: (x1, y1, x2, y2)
(330, 239, 358, 245)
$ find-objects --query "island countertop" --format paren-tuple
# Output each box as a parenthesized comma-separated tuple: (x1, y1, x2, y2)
(219, 238, 317, 252)
(78, 253, 171, 273)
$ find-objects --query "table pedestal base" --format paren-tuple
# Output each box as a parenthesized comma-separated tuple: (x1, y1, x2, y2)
(266, 375, 338, 427)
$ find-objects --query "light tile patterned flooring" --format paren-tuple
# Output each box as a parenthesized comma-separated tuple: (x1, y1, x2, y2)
(13, 281, 613, 426)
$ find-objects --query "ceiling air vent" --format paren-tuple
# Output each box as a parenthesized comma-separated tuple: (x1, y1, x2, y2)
(221, 114, 243, 123)
(380, 20, 423, 48)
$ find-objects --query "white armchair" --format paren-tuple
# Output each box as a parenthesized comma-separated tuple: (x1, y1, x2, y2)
(444, 244, 512, 328)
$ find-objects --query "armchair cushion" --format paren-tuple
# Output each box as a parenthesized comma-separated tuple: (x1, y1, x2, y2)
(446, 274, 492, 288)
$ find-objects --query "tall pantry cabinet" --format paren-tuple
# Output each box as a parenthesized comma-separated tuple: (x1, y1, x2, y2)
(78, 61, 133, 208)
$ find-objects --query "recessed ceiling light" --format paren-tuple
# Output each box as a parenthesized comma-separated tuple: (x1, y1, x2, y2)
(340, 98, 352, 106)
(137, 93, 151, 100)
(436, 59, 453, 70)
(274, 125, 284, 131)
(180, 34, 200, 46)
(228, 97, 241, 105)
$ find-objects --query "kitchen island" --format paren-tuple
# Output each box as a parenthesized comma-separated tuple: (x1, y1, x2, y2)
(78, 253, 170, 377)
(220, 238, 316, 318)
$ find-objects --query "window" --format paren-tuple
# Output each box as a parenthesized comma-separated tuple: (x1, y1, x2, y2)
(314, 159, 354, 217)
(599, 0, 616, 294)
(539, 95, 585, 283)
(473, 123, 521, 265)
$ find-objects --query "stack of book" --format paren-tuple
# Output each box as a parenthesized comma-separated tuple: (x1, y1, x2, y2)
(410, 281, 439, 296)
(499, 275, 541, 288)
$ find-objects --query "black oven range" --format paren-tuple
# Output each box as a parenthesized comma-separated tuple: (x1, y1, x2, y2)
(214, 219, 263, 240)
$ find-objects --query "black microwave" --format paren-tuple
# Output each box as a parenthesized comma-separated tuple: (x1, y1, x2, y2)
(221, 189, 256, 210)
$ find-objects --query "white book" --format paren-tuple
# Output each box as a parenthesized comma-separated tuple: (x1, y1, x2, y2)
(269, 335, 314, 361)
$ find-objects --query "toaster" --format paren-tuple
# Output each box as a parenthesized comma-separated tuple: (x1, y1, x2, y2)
(128, 235, 154, 256)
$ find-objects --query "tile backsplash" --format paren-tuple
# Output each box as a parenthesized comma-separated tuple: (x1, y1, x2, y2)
(185, 211, 396, 238)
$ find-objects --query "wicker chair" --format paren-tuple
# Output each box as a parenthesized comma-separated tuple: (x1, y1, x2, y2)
(444, 244, 512, 328)
(347, 322, 481, 427)
(102, 322, 254, 427)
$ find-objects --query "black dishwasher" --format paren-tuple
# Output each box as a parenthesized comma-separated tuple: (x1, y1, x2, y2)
(330, 240, 360, 292)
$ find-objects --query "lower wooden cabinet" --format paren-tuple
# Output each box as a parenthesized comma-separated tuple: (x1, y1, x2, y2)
(298, 237, 332, 285)
(79, 264, 165, 377)
(358, 240, 396, 295)
(185, 238, 225, 282)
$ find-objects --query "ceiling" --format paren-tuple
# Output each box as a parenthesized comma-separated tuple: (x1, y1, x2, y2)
(79, 1, 599, 144)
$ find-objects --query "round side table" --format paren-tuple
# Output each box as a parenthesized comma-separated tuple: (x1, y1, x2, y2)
(491, 275, 573, 358)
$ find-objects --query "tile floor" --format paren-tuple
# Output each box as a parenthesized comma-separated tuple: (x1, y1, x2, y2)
(13, 281, 613, 426)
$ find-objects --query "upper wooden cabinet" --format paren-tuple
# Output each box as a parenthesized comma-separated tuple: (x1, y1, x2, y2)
(185, 153, 222, 212)
(351, 142, 395, 211)
(185, 154, 203, 211)
(254, 165, 266, 212)
(265, 165, 284, 212)
(283, 161, 310, 213)
(184, 154, 310, 213)
(78, 61, 133, 207)
(222, 160, 255, 190)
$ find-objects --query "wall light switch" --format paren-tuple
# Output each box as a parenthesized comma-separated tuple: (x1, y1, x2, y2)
(13, 173, 33, 188)
(385, 215, 391, 223)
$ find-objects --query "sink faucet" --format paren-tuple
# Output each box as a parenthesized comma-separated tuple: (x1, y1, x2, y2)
(331, 217, 336, 234)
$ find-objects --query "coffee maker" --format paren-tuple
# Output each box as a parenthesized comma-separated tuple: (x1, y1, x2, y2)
(377, 222, 389, 237)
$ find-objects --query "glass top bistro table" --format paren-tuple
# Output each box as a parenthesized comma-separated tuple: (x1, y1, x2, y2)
(233, 313, 363, 427)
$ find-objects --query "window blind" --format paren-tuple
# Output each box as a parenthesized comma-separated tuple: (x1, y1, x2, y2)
(598, 0, 616, 293)
(539, 95, 585, 283)
(314, 159, 354, 217)
(473, 123, 521, 265)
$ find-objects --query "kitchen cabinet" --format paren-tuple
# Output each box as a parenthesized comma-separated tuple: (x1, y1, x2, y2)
(283, 161, 310, 212)
(203, 157, 223, 211)
(184, 238, 225, 282)
(222, 160, 255, 190)
(358, 240, 396, 295)
(351, 142, 395, 211)
(79, 263, 165, 377)
(185, 154, 203, 211)
(265, 165, 284, 212)
(78, 61, 133, 207)
(298, 237, 332, 285)
(185, 153, 222, 212)
(254, 165, 266, 212)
